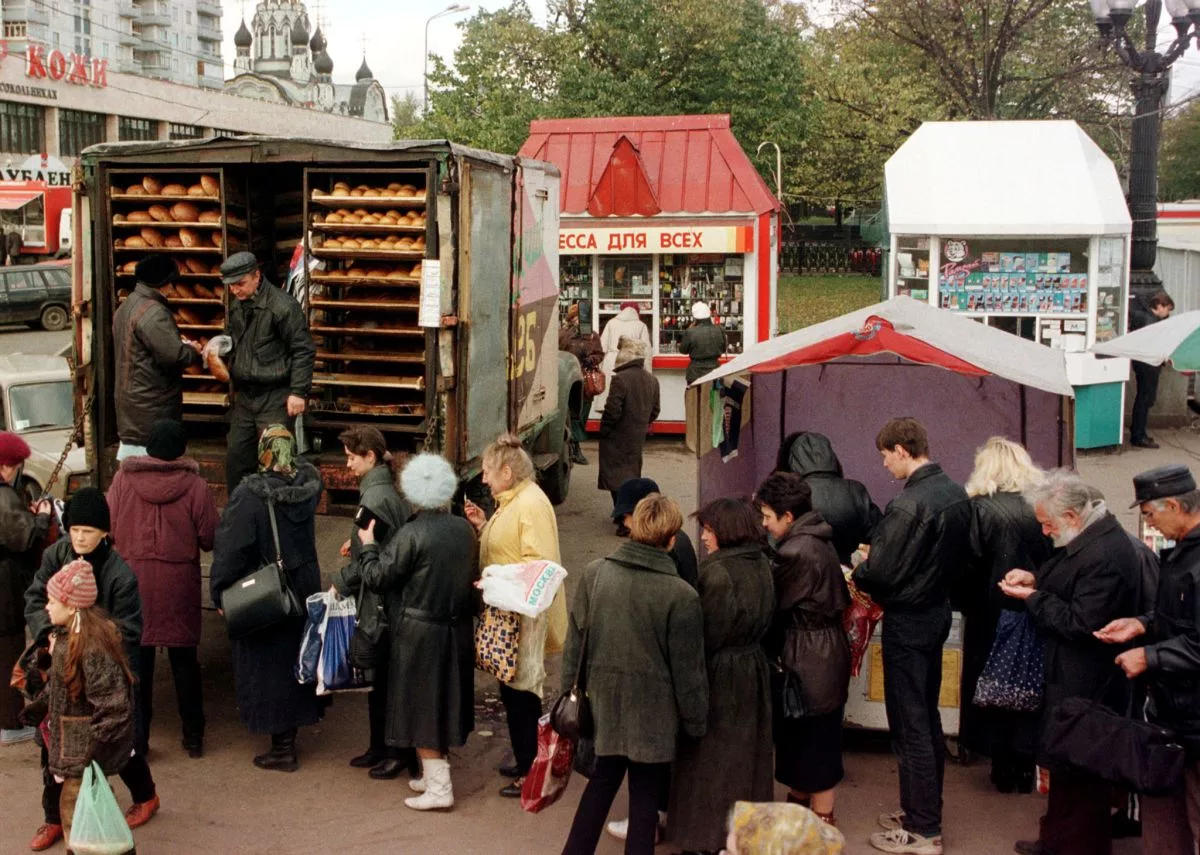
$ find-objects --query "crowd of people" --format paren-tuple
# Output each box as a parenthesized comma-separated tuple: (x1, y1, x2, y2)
(2, 251, 1199, 855)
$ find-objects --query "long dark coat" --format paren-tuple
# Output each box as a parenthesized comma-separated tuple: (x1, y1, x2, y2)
(107, 456, 219, 647)
(597, 357, 660, 491)
(0, 480, 49, 637)
(210, 463, 323, 735)
(1024, 511, 1138, 765)
(668, 544, 774, 850)
(356, 509, 478, 751)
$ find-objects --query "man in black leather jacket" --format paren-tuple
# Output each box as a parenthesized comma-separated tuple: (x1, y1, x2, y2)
(217, 252, 315, 492)
(1098, 464, 1200, 854)
(779, 431, 882, 565)
(853, 417, 970, 855)
(1128, 290, 1174, 449)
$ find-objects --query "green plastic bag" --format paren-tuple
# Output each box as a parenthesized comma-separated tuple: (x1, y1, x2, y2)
(70, 762, 135, 855)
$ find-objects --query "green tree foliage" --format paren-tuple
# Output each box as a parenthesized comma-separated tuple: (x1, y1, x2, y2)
(1160, 102, 1200, 202)
(391, 91, 426, 140)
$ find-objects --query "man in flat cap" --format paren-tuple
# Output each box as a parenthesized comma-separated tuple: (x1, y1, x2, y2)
(214, 251, 315, 492)
(1097, 464, 1200, 853)
(112, 255, 201, 460)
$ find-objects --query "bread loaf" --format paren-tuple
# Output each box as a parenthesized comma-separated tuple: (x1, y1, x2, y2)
(159, 284, 177, 297)
(125, 236, 149, 248)
(211, 233, 224, 249)
(113, 213, 126, 223)
(208, 263, 223, 275)
(164, 235, 184, 248)
(142, 176, 162, 194)
(171, 202, 200, 222)
(342, 238, 361, 249)
(364, 188, 382, 197)
(324, 238, 343, 249)
(214, 285, 225, 298)
(126, 184, 148, 196)
(185, 257, 209, 274)
(122, 260, 139, 273)
(161, 183, 187, 196)
(187, 184, 207, 197)
(174, 283, 195, 298)
(193, 284, 215, 299)
(325, 213, 343, 224)
(334, 181, 351, 191)
(206, 350, 230, 383)
(174, 308, 202, 325)
(386, 269, 407, 279)
(332, 187, 351, 197)
(326, 268, 346, 278)
(179, 228, 201, 248)
(347, 266, 368, 278)
(200, 175, 219, 196)
(140, 228, 165, 248)
(198, 210, 221, 224)
(116, 288, 130, 300)
(127, 210, 153, 223)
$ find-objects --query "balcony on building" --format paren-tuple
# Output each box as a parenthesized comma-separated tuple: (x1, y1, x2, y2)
(138, 51, 170, 72)
(2, 3, 49, 26)
(195, 0, 221, 18)
(197, 26, 221, 43)
(137, 9, 171, 27)
(138, 31, 170, 52)
(117, 56, 142, 74)
(119, 28, 139, 47)
(116, 0, 137, 18)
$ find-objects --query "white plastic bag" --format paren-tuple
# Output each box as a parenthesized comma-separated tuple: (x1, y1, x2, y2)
(478, 561, 568, 618)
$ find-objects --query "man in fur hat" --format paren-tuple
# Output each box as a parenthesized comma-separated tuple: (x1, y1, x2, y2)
(112, 255, 201, 460)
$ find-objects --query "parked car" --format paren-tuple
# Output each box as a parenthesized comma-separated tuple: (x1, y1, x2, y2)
(0, 261, 70, 331)
(0, 354, 86, 498)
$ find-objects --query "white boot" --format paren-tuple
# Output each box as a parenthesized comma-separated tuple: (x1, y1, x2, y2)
(405, 758, 453, 810)
(408, 775, 426, 793)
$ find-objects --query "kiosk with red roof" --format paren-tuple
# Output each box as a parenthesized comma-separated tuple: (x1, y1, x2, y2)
(519, 114, 781, 432)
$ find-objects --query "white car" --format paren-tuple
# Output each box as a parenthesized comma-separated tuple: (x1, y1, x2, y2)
(0, 353, 87, 498)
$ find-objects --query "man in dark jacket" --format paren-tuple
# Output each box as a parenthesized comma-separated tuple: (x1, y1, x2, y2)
(215, 252, 316, 492)
(1096, 464, 1200, 854)
(779, 431, 882, 565)
(610, 477, 697, 586)
(853, 417, 970, 855)
(112, 255, 200, 459)
(6, 228, 21, 265)
(0, 432, 51, 745)
(1000, 470, 1139, 855)
(24, 488, 160, 850)
(679, 301, 726, 384)
(598, 337, 660, 505)
(1128, 290, 1175, 449)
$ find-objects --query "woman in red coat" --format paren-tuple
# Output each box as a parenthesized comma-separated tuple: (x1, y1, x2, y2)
(107, 420, 219, 758)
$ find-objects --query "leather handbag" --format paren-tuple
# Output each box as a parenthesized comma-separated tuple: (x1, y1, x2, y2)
(474, 605, 521, 683)
(582, 366, 606, 398)
(221, 498, 303, 640)
(348, 575, 388, 673)
(550, 573, 599, 741)
(1041, 693, 1186, 795)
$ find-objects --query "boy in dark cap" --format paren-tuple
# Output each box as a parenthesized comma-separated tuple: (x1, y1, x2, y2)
(1097, 463, 1200, 854)
(112, 255, 200, 461)
(211, 251, 315, 491)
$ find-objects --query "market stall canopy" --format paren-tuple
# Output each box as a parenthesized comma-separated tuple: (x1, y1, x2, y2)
(1092, 310, 1200, 369)
(693, 295, 1074, 397)
(519, 114, 779, 217)
(885, 121, 1130, 236)
(0, 188, 42, 211)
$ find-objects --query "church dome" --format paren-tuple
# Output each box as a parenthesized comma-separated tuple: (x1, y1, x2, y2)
(314, 50, 333, 75)
(356, 57, 373, 82)
(234, 18, 253, 47)
(309, 25, 326, 54)
(290, 16, 309, 45)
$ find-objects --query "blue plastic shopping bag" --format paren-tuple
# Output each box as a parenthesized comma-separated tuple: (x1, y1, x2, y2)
(295, 593, 328, 685)
(316, 592, 370, 694)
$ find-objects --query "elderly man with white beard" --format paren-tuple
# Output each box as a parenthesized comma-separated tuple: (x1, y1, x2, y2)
(997, 469, 1140, 855)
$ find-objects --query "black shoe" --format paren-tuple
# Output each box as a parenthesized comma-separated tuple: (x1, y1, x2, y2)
(1132, 437, 1160, 449)
(254, 732, 298, 773)
(1015, 768, 1034, 795)
(1111, 812, 1142, 839)
(182, 738, 204, 760)
(498, 762, 522, 778)
(991, 763, 1016, 794)
(499, 779, 523, 798)
(571, 449, 589, 466)
(1014, 841, 1052, 855)
(369, 758, 404, 780)
(615, 524, 630, 538)
(350, 748, 385, 768)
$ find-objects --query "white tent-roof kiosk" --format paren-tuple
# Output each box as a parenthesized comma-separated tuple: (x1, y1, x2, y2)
(885, 120, 1132, 449)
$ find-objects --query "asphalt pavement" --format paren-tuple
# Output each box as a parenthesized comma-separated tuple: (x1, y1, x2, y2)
(0, 403, 1179, 853)
(0, 325, 71, 356)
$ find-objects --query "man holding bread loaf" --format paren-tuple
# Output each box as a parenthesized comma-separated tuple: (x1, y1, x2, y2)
(113, 256, 202, 460)
(214, 251, 315, 492)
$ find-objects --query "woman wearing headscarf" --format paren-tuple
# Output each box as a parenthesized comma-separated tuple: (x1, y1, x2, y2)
(960, 437, 1051, 792)
(210, 424, 323, 773)
(356, 453, 477, 811)
(464, 434, 565, 799)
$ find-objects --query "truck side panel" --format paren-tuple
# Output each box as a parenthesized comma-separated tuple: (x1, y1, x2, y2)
(458, 158, 515, 464)
(509, 160, 560, 433)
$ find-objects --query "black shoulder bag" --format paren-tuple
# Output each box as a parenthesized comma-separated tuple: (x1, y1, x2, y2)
(349, 571, 388, 673)
(550, 572, 598, 742)
(221, 497, 304, 640)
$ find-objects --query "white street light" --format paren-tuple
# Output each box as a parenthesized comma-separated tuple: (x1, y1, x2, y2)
(757, 141, 782, 202)
(424, 4, 470, 113)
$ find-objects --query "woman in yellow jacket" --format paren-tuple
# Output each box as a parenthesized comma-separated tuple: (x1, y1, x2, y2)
(465, 434, 567, 798)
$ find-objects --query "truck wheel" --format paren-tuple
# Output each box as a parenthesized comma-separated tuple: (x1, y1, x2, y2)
(539, 426, 572, 506)
(40, 305, 68, 332)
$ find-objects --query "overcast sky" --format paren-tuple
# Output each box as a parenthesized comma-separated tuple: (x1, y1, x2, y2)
(221, 0, 1200, 108)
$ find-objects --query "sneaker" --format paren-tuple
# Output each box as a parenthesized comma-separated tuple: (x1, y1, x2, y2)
(0, 726, 36, 746)
(605, 812, 667, 842)
(878, 811, 906, 831)
(870, 828, 944, 854)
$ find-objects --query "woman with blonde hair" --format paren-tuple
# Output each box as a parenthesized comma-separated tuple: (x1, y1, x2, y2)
(958, 436, 1052, 792)
(464, 433, 566, 798)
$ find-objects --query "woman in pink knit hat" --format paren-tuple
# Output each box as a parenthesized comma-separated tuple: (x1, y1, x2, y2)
(21, 559, 136, 848)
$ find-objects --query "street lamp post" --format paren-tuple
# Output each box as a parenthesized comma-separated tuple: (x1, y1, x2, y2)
(1091, 0, 1199, 298)
(424, 3, 470, 113)
(757, 141, 782, 201)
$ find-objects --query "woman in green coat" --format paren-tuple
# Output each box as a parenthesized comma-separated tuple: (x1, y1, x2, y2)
(667, 498, 775, 853)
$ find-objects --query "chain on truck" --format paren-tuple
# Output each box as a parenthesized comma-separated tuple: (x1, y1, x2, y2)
(69, 137, 584, 510)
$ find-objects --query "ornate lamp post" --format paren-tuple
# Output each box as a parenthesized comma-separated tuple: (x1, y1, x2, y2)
(1091, 0, 1199, 297)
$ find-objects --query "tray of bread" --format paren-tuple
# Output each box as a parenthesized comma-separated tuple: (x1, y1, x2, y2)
(110, 174, 222, 202)
(311, 233, 426, 257)
(311, 323, 424, 337)
(115, 227, 242, 252)
(311, 262, 422, 286)
(115, 257, 224, 277)
(316, 350, 426, 365)
(311, 373, 425, 391)
(311, 181, 425, 204)
(313, 209, 426, 231)
(182, 390, 230, 407)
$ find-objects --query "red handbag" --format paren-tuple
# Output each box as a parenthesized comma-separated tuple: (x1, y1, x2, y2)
(583, 367, 606, 397)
